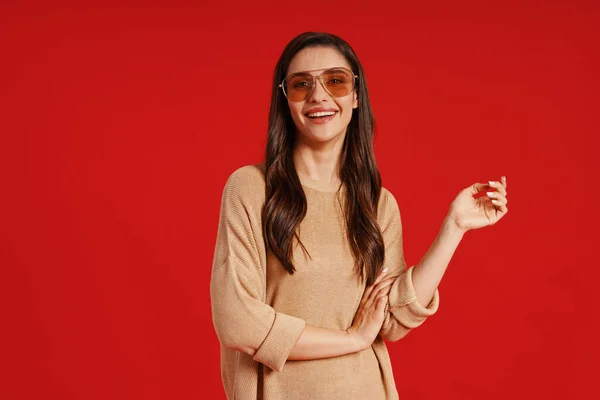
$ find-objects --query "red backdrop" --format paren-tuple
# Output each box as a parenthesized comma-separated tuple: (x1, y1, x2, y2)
(1, 1, 598, 399)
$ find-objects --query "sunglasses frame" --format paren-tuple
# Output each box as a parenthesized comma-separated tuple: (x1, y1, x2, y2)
(279, 67, 359, 102)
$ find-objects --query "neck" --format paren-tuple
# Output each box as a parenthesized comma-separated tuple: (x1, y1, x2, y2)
(292, 132, 345, 184)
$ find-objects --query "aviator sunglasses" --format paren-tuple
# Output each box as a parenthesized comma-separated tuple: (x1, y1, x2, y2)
(279, 67, 359, 102)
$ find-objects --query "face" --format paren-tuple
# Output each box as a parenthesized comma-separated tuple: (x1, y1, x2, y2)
(285, 46, 358, 146)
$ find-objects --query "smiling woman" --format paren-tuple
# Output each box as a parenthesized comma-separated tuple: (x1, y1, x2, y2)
(281, 65, 357, 127)
(210, 31, 507, 400)
(284, 49, 359, 150)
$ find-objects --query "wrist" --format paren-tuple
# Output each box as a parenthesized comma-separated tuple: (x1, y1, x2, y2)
(444, 213, 468, 236)
(344, 328, 367, 352)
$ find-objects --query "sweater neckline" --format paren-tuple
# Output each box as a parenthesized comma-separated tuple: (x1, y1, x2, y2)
(297, 172, 343, 193)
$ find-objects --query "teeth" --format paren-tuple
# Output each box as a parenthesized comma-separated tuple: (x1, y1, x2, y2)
(307, 111, 336, 118)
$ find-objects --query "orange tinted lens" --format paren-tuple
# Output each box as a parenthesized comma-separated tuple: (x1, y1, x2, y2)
(323, 68, 354, 97)
(285, 73, 313, 101)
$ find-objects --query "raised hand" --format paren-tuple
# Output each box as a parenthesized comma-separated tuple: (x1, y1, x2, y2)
(448, 176, 508, 232)
(346, 268, 396, 351)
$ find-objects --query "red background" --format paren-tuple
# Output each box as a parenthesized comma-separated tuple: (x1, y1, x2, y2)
(1, 1, 598, 399)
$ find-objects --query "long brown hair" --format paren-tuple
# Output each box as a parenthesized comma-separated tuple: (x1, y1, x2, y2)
(262, 32, 384, 287)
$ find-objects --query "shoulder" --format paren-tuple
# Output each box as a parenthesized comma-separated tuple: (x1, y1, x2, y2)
(221, 163, 266, 209)
(379, 186, 400, 214)
(224, 163, 266, 191)
(378, 186, 401, 227)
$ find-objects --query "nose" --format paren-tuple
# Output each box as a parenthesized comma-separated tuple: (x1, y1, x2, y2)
(306, 75, 330, 103)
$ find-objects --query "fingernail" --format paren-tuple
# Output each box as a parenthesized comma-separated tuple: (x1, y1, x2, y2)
(488, 181, 495, 186)
(382, 267, 388, 274)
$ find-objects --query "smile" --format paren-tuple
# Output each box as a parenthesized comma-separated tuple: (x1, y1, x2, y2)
(304, 110, 338, 124)
(307, 110, 336, 118)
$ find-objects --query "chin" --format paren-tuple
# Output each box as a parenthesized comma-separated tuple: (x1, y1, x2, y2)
(301, 125, 346, 144)
(304, 131, 341, 144)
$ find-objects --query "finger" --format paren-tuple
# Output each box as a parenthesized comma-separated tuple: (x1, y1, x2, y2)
(502, 175, 507, 189)
(369, 278, 395, 303)
(488, 180, 507, 196)
(486, 191, 508, 205)
(362, 268, 389, 305)
(491, 199, 509, 213)
(375, 267, 388, 284)
(371, 268, 388, 289)
(376, 295, 388, 313)
(367, 277, 396, 303)
(366, 281, 394, 310)
(376, 277, 396, 292)
(366, 267, 388, 290)
(469, 182, 488, 195)
(376, 287, 391, 298)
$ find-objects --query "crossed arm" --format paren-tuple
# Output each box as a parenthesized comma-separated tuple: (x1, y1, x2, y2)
(211, 173, 460, 372)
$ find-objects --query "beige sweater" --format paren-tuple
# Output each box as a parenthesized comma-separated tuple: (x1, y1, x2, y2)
(210, 164, 439, 400)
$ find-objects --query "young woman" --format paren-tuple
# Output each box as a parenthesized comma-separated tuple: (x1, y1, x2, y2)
(210, 32, 508, 399)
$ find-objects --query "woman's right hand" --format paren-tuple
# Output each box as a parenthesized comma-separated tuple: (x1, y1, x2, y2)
(346, 268, 396, 351)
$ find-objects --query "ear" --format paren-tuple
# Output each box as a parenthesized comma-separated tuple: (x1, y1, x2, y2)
(353, 91, 358, 109)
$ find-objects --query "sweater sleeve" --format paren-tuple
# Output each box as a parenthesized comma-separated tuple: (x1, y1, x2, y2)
(210, 168, 306, 372)
(378, 189, 440, 342)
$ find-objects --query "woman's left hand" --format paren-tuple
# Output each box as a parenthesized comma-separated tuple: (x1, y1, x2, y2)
(447, 176, 508, 232)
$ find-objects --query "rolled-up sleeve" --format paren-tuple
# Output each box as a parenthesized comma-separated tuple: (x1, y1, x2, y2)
(210, 168, 306, 372)
(378, 189, 440, 342)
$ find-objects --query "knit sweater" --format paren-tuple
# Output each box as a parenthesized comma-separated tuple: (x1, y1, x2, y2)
(210, 164, 440, 400)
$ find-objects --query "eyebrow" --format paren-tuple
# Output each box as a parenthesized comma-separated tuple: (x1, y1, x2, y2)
(287, 67, 350, 77)
(324, 68, 348, 73)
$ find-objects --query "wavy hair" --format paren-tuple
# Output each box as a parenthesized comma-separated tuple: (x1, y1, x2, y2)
(262, 32, 384, 287)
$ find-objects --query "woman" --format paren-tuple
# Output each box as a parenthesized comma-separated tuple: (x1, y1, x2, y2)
(210, 32, 508, 399)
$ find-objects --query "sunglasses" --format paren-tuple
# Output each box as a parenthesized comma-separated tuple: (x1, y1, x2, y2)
(279, 67, 359, 102)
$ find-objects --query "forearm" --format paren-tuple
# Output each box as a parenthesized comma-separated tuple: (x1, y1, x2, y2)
(412, 214, 465, 306)
(287, 324, 360, 361)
